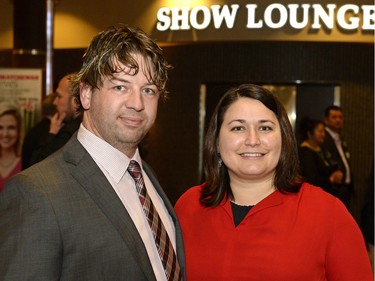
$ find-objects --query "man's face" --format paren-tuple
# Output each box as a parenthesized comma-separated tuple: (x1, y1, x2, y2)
(54, 76, 76, 122)
(80, 55, 159, 158)
(325, 109, 344, 133)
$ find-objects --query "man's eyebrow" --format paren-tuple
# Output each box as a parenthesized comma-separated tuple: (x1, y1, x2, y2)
(109, 77, 130, 83)
(108, 77, 156, 87)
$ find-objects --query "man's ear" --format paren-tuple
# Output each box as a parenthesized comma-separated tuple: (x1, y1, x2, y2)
(80, 84, 92, 110)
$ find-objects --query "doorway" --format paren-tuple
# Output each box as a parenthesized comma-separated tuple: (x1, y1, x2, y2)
(199, 82, 340, 181)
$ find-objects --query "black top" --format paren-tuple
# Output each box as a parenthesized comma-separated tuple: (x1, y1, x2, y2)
(231, 201, 254, 227)
(21, 118, 51, 170)
(298, 145, 337, 192)
(29, 116, 82, 166)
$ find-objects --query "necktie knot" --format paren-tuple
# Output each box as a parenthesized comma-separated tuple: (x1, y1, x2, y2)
(128, 160, 141, 180)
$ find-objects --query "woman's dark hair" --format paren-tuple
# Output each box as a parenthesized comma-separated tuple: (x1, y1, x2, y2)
(200, 84, 303, 207)
(299, 117, 325, 141)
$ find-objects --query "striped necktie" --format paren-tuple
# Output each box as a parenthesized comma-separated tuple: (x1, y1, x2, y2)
(128, 160, 182, 281)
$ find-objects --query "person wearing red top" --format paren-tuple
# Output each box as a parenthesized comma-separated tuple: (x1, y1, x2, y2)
(175, 84, 373, 281)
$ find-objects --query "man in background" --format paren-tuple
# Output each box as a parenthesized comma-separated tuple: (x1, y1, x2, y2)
(28, 73, 81, 166)
(322, 105, 353, 210)
(21, 92, 57, 169)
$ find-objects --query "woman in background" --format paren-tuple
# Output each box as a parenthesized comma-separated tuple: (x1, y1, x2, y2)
(175, 84, 373, 281)
(298, 117, 343, 193)
(0, 101, 22, 191)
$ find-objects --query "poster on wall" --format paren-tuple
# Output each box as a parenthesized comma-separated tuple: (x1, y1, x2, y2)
(0, 68, 43, 135)
(0, 68, 43, 189)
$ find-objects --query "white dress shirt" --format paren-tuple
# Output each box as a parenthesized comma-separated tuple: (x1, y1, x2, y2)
(77, 124, 176, 281)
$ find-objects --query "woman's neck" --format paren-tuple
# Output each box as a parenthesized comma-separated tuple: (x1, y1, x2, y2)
(1, 147, 17, 158)
(0, 148, 19, 177)
(230, 178, 276, 206)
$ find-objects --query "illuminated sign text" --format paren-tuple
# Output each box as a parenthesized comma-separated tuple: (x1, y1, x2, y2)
(156, 4, 375, 31)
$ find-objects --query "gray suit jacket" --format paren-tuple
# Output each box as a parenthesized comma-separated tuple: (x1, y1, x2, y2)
(0, 134, 186, 281)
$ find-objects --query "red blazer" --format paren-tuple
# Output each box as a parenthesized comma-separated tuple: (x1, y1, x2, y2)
(175, 182, 373, 281)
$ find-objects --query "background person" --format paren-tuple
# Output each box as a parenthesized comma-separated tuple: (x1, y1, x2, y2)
(28, 73, 81, 166)
(298, 117, 343, 192)
(0, 101, 22, 191)
(21, 92, 57, 169)
(0, 24, 185, 281)
(321, 105, 353, 209)
(175, 84, 372, 281)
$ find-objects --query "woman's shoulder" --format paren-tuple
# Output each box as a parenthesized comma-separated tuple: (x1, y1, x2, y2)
(299, 145, 318, 156)
(176, 184, 203, 201)
(174, 184, 204, 211)
(298, 182, 346, 210)
(300, 182, 332, 197)
(279, 183, 355, 231)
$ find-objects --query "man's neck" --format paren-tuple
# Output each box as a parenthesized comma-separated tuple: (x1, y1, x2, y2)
(326, 127, 340, 135)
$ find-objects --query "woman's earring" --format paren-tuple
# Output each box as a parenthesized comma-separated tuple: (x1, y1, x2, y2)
(218, 154, 223, 167)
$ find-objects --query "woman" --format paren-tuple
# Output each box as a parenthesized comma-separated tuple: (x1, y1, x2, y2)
(298, 117, 343, 193)
(175, 84, 373, 281)
(0, 101, 22, 191)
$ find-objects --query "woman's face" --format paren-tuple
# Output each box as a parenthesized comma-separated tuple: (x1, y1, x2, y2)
(311, 123, 326, 145)
(218, 97, 282, 182)
(0, 114, 19, 150)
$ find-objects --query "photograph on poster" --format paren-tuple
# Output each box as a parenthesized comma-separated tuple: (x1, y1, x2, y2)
(0, 68, 42, 190)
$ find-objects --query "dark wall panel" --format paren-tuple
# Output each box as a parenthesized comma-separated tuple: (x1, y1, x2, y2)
(0, 42, 373, 212)
(156, 41, 373, 209)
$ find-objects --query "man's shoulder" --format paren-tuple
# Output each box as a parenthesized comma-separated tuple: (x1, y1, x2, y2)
(16, 138, 87, 184)
(322, 132, 335, 148)
(323, 130, 334, 141)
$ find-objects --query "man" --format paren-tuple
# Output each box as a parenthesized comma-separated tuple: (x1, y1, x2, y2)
(28, 74, 81, 166)
(322, 105, 353, 209)
(0, 24, 185, 281)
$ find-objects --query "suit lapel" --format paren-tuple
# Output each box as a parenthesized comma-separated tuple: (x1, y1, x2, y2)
(63, 136, 157, 281)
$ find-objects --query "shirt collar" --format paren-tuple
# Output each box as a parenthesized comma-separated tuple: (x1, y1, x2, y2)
(325, 127, 340, 140)
(77, 124, 142, 183)
(221, 189, 283, 218)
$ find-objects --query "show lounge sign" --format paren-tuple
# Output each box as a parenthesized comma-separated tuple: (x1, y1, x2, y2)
(156, 3, 374, 33)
